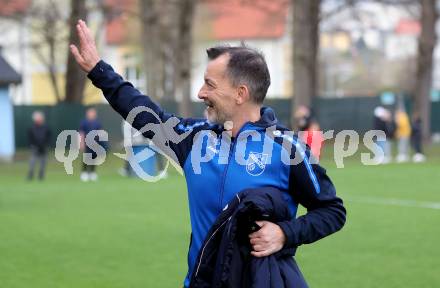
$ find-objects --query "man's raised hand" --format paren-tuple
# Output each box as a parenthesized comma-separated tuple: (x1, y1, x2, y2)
(70, 19, 100, 73)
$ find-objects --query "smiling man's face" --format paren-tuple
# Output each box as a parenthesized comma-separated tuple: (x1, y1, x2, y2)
(198, 53, 238, 124)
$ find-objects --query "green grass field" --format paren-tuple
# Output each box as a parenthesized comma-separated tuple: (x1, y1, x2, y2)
(1, 146, 439, 288)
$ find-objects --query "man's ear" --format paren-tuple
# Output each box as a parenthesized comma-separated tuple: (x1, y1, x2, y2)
(236, 85, 250, 105)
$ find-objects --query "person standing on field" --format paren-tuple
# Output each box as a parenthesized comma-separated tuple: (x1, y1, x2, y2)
(394, 104, 411, 163)
(27, 111, 51, 181)
(70, 20, 346, 287)
(79, 107, 103, 182)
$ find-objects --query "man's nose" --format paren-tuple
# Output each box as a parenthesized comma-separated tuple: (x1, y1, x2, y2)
(198, 88, 206, 100)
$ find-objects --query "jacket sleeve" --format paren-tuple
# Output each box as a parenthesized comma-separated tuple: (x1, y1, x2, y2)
(277, 140, 346, 248)
(87, 60, 207, 167)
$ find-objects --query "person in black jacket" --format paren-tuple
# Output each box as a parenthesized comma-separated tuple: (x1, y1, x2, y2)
(27, 111, 51, 180)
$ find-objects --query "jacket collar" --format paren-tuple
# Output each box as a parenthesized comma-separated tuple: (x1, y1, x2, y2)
(250, 106, 278, 128)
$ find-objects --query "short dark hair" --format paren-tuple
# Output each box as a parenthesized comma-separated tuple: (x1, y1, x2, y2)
(206, 45, 271, 104)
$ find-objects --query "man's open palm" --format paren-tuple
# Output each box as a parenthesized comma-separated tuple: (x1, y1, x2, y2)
(70, 20, 100, 73)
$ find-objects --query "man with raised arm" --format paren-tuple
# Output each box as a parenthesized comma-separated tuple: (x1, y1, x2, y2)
(70, 20, 346, 287)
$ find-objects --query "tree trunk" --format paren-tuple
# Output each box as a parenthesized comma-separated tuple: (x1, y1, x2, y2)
(48, 65, 61, 102)
(176, 0, 195, 118)
(140, 0, 162, 101)
(65, 0, 87, 103)
(46, 31, 62, 103)
(139, 0, 195, 116)
(414, 0, 437, 142)
(291, 0, 321, 127)
(161, 1, 178, 100)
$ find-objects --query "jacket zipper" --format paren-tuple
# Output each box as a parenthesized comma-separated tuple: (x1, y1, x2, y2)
(218, 123, 249, 210)
(194, 195, 241, 279)
(194, 216, 232, 278)
(219, 139, 236, 210)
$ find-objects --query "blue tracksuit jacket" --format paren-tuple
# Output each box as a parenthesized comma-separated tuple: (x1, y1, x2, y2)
(87, 60, 346, 287)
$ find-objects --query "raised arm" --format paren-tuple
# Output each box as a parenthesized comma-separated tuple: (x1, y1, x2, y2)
(69, 20, 210, 168)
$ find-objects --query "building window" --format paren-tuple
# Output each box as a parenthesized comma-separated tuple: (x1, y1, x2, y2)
(123, 53, 146, 93)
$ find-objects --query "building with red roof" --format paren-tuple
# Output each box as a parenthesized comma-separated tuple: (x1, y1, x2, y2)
(0, 0, 31, 16)
(201, 0, 288, 40)
(191, 0, 292, 98)
(395, 19, 421, 35)
(103, 0, 293, 99)
(385, 19, 421, 60)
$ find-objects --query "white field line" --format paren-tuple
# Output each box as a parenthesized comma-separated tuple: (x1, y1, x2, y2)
(345, 196, 440, 210)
